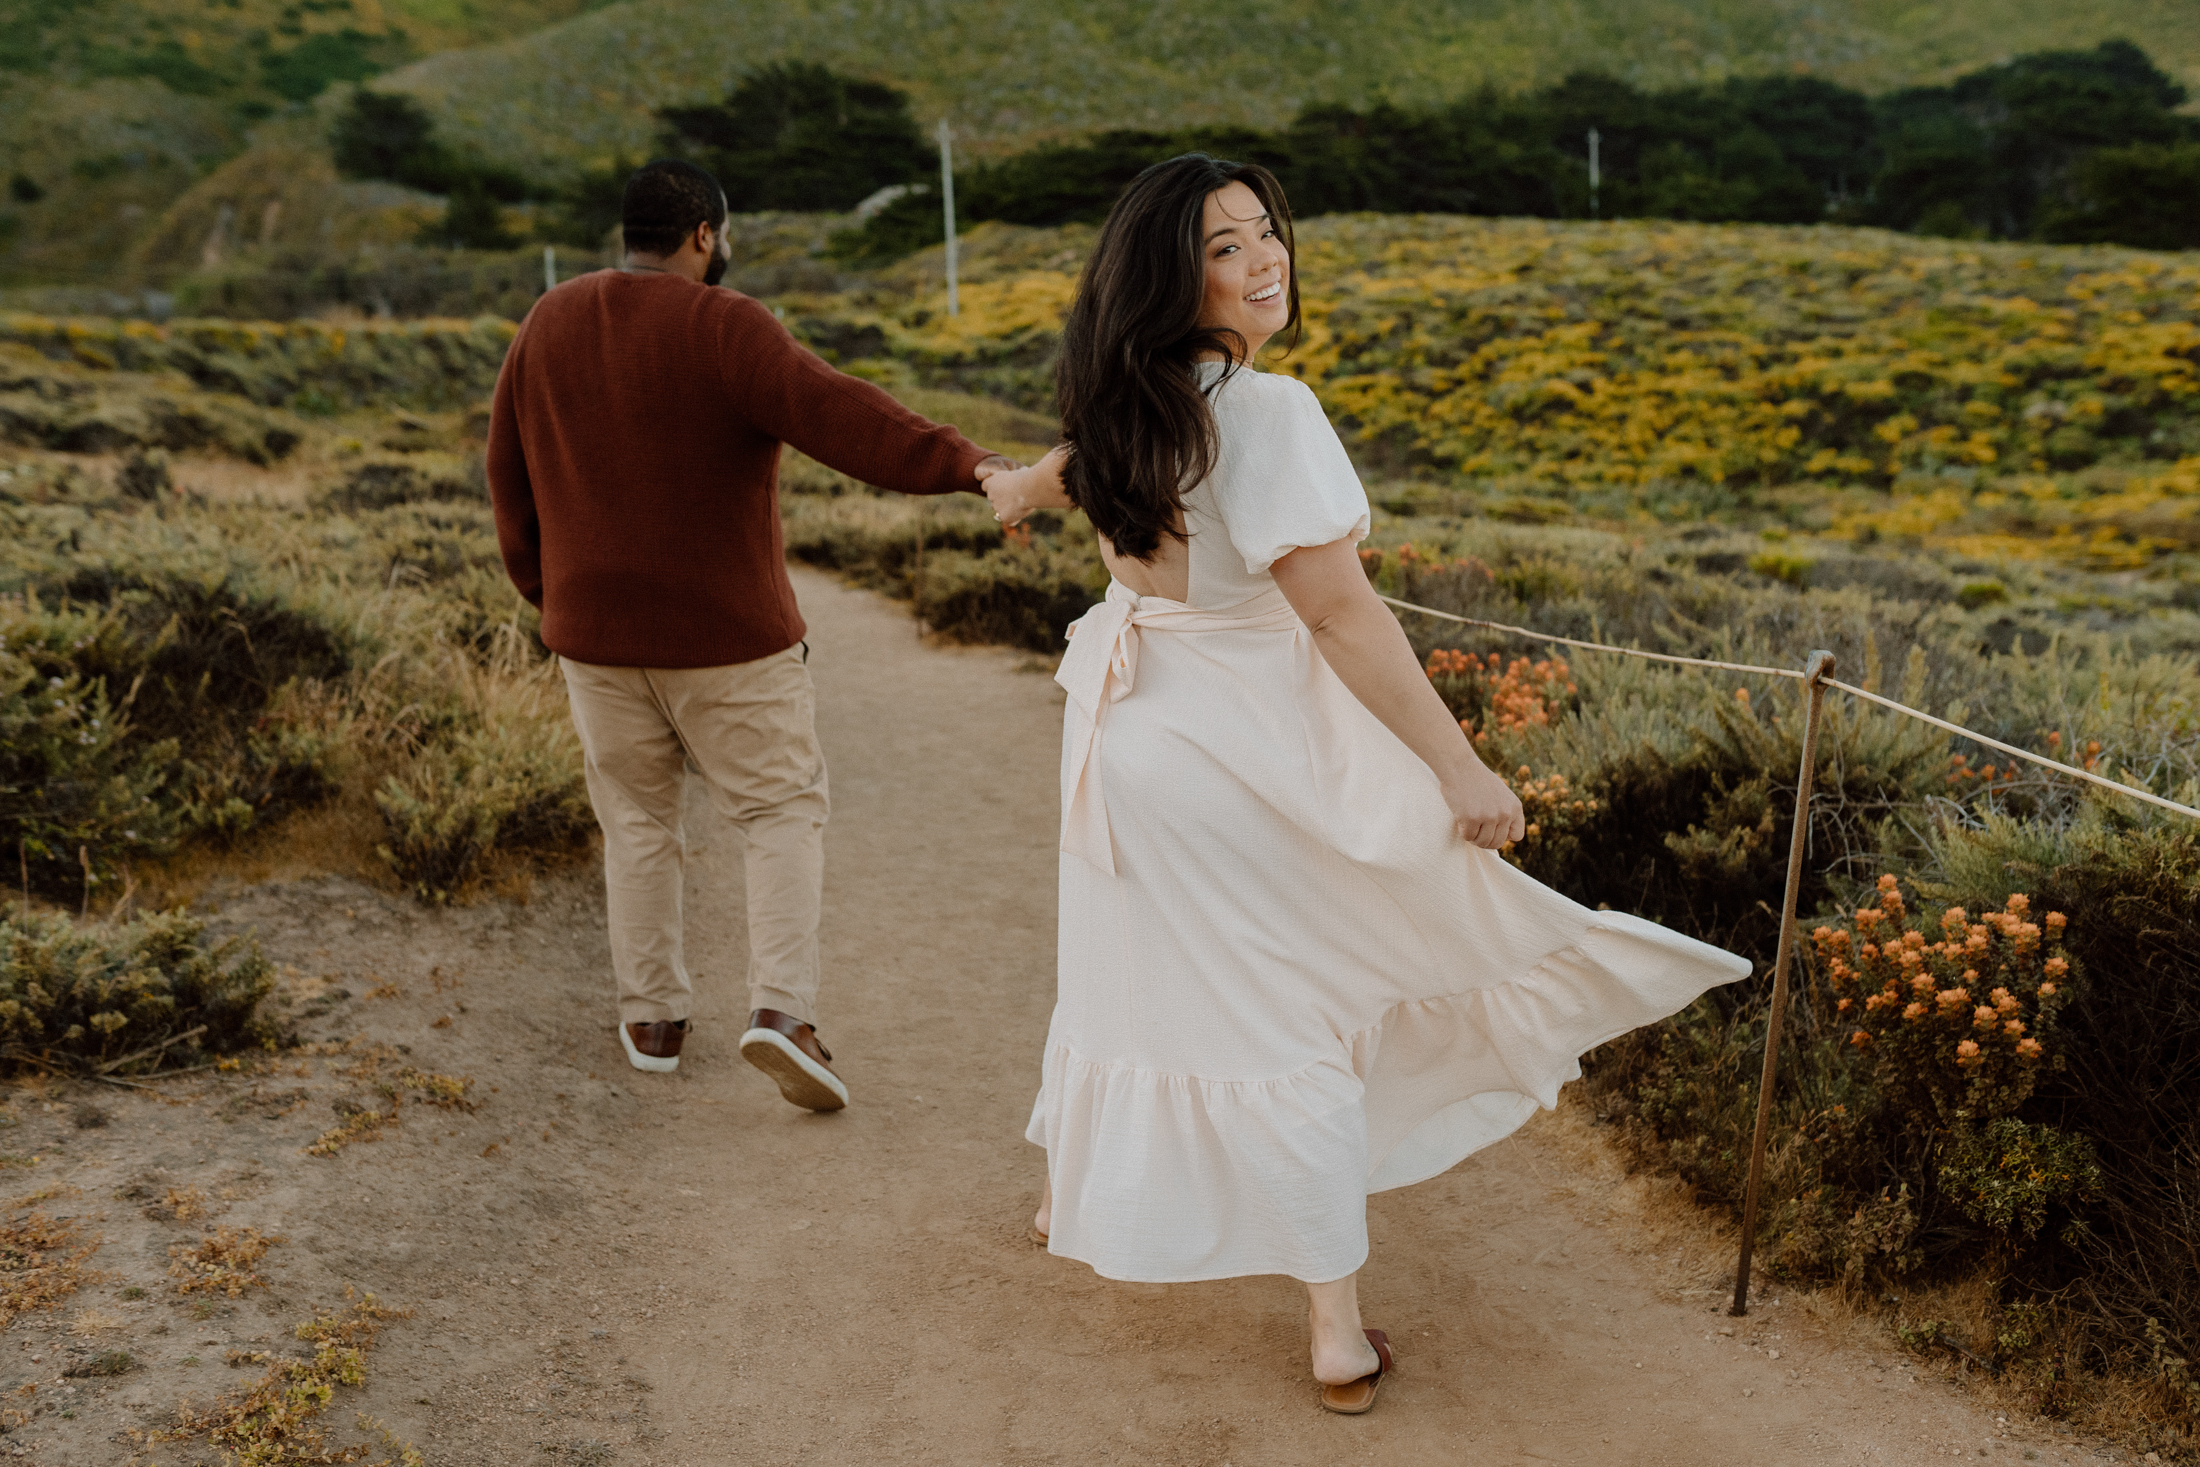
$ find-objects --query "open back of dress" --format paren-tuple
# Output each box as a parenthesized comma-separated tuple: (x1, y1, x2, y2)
(1027, 361, 1751, 1285)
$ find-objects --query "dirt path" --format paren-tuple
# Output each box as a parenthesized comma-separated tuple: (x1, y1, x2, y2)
(22, 570, 2124, 1466)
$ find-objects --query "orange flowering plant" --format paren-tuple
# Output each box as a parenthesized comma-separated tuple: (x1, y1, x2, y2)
(1420, 649, 1593, 874)
(1423, 646, 1578, 744)
(1813, 875, 2073, 1131)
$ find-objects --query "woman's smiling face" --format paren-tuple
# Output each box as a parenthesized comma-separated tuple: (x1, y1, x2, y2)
(1197, 180, 1290, 360)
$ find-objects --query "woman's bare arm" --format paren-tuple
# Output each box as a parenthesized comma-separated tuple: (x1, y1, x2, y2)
(1270, 537, 1525, 849)
(979, 445, 1074, 522)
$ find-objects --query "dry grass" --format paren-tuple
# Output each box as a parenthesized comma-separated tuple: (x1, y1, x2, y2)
(305, 1104, 394, 1159)
(11, 1184, 79, 1207)
(0, 1211, 101, 1327)
(143, 1185, 209, 1224)
(170, 1225, 281, 1297)
(396, 1068, 475, 1110)
(67, 1306, 121, 1336)
(63, 1349, 135, 1378)
(155, 1291, 420, 1465)
(304, 1064, 473, 1156)
(133, 784, 399, 916)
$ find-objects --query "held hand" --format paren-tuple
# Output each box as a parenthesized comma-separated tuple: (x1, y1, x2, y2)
(1441, 760, 1526, 850)
(981, 464, 1038, 524)
(974, 453, 1023, 481)
(984, 445, 1070, 526)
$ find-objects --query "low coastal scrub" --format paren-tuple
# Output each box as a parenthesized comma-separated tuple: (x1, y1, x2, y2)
(0, 433, 588, 908)
(781, 489, 1100, 653)
(0, 911, 275, 1075)
(4, 209, 2198, 1440)
(1, 313, 514, 413)
(1371, 525, 2200, 1440)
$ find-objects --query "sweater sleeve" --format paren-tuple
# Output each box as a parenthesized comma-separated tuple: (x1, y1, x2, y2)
(717, 294, 992, 496)
(486, 329, 543, 608)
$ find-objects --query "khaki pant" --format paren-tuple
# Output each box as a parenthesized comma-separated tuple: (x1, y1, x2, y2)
(561, 646, 829, 1027)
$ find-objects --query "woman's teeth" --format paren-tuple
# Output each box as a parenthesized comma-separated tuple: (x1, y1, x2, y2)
(1246, 281, 1282, 303)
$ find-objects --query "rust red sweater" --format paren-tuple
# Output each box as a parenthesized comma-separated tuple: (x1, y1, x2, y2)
(487, 270, 990, 667)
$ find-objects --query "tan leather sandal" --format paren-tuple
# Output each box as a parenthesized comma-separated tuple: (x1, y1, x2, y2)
(1318, 1328, 1394, 1415)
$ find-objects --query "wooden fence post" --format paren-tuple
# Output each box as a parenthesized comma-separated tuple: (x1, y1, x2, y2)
(1730, 648, 1835, 1316)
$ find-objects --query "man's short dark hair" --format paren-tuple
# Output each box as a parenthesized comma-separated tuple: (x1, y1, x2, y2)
(621, 159, 728, 256)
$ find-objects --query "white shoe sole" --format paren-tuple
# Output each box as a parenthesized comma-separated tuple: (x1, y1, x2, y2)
(618, 1022, 680, 1074)
(739, 1026, 848, 1111)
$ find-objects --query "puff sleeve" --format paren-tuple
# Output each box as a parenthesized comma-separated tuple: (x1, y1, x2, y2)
(1204, 371, 1372, 574)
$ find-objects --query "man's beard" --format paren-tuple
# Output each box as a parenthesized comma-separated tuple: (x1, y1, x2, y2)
(703, 249, 729, 287)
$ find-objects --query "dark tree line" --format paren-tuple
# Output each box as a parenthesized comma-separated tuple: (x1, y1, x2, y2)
(822, 39, 2200, 258)
(329, 40, 2200, 258)
(330, 90, 532, 249)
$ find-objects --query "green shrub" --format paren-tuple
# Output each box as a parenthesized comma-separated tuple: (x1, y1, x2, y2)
(312, 454, 485, 514)
(914, 544, 1097, 653)
(0, 511, 363, 882)
(372, 655, 591, 903)
(0, 594, 179, 893)
(781, 487, 1102, 648)
(0, 351, 306, 464)
(1940, 1117, 2103, 1240)
(1749, 550, 1815, 587)
(1925, 812, 2200, 1379)
(0, 909, 274, 1074)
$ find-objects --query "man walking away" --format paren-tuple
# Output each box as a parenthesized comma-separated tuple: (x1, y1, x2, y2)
(487, 159, 1015, 1109)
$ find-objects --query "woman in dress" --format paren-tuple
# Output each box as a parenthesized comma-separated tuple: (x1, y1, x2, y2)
(977, 154, 1750, 1414)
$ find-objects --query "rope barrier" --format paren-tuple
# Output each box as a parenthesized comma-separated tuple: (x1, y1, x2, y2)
(1826, 677, 2200, 821)
(1379, 593, 2200, 822)
(1375, 594, 1807, 680)
(1378, 582, 2197, 1314)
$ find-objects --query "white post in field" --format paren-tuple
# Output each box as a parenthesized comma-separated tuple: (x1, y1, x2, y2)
(937, 119, 960, 317)
(1588, 128, 1601, 220)
(543, 244, 557, 292)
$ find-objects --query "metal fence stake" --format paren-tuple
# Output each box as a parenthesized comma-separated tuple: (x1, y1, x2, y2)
(1730, 648, 1835, 1317)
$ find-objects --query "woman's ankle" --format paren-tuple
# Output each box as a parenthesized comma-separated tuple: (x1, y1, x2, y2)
(1305, 1275, 1377, 1382)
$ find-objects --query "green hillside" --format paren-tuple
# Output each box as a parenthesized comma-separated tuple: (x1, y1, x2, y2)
(0, 0, 594, 286)
(6, 0, 2200, 286)
(385, 0, 2200, 175)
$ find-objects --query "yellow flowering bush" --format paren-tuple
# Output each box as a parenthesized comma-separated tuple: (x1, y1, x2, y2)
(863, 215, 2200, 564)
(0, 312, 517, 410)
(1279, 219, 2200, 498)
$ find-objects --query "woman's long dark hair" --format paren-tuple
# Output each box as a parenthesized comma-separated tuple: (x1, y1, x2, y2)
(1056, 153, 1300, 561)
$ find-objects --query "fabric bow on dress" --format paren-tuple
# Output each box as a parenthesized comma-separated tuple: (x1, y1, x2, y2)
(1055, 581, 1301, 876)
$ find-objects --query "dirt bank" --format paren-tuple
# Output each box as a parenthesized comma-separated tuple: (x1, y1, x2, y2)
(12, 569, 2125, 1466)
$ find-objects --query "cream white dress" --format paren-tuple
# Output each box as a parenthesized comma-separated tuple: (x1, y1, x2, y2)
(1025, 361, 1750, 1284)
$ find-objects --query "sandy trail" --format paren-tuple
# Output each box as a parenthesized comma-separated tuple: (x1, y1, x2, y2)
(29, 569, 2109, 1466)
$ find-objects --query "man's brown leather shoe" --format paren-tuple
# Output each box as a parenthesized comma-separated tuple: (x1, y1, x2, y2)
(738, 1008, 848, 1111)
(620, 1018, 687, 1074)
